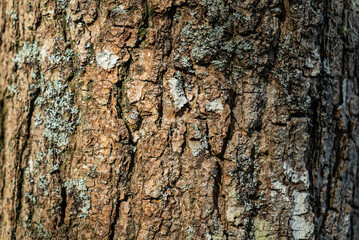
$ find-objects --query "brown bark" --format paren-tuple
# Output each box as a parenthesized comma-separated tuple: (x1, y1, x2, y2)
(0, 0, 358, 239)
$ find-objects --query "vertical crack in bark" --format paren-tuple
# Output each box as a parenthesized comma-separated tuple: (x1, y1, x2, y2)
(109, 0, 152, 233)
(12, 88, 39, 239)
(0, 0, 7, 47)
(308, 82, 321, 223)
(213, 160, 221, 215)
(217, 90, 236, 160)
(245, 146, 260, 239)
(109, 73, 133, 240)
(314, 0, 329, 236)
(58, 184, 67, 227)
(0, 98, 5, 201)
(9, 0, 24, 235)
(109, 190, 127, 240)
(315, 0, 356, 236)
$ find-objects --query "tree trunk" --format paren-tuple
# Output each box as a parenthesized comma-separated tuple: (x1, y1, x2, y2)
(0, 0, 358, 239)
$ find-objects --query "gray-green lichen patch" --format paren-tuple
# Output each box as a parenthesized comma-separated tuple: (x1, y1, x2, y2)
(64, 178, 87, 192)
(168, 73, 188, 110)
(225, 189, 245, 226)
(7, 84, 19, 96)
(96, 50, 119, 70)
(64, 178, 91, 218)
(180, 24, 227, 64)
(190, 134, 209, 157)
(41, 79, 79, 148)
(175, 2, 236, 74)
(57, 0, 68, 12)
(34, 113, 43, 127)
(25, 192, 36, 204)
(187, 225, 196, 240)
(25, 73, 80, 208)
(87, 164, 99, 178)
(8, 9, 18, 20)
(37, 222, 52, 238)
(38, 174, 50, 196)
(48, 48, 74, 65)
(23, 214, 33, 230)
(13, 41, 40, 68)
(180, 56, 192, 69)
(253, 218, 273, 240)
(205, 99, 223, 113)
(201, 0, 229, 21)
(206, 217, 226, 239)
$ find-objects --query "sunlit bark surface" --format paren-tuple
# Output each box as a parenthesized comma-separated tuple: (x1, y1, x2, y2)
(0, 0, 358, 239)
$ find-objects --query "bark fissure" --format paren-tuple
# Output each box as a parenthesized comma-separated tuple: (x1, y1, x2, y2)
(12, 88, 39, 239)
(59, 185, 67, 227)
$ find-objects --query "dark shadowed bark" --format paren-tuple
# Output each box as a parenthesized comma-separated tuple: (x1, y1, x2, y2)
(0, 0, 358, 239)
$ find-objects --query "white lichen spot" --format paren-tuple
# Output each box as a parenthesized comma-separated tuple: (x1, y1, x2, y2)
(204, 231, 212, 240)
(40, 44, 47, 62)
(28, 158, 34, 172)
(111, 5, 126, 15)
(292, 173, 299, 183)
(300, 172, 310, 188)
(284, 163, 294, 178)
(272, 181, 287, 194)
(305, 58, 314, 68)
(290, 190, 314, 239)
(129, 110, 139, 120)
(292, 190, 309, 215)
(290, 215, 314, 239)
(96, 50, 119, 70)
(57, 0, 68, 11)
(168, 74, 188, 110)
(205, 99, 224, 113)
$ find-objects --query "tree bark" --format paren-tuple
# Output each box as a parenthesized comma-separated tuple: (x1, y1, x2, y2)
(0, 0, 358, 239)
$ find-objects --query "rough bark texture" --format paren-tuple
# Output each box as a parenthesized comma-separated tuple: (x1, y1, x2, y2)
(0, 0, 358, 239)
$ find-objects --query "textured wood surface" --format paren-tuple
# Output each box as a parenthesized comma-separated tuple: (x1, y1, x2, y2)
(0, 0, 358, 239)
